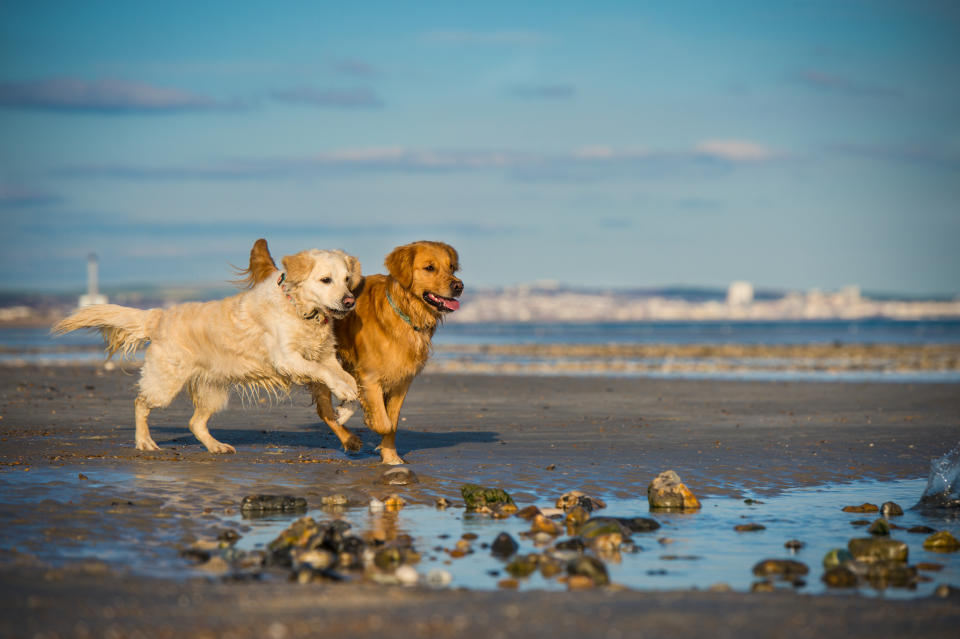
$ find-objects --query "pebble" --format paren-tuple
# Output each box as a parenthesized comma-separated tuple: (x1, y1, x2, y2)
(916, 562, 944, 572)
(425, 569, 452, 587)
(240, 495, 307, 514)
(908, 525, 936, 534)
(505, 554, 540, 578)
(850, 520, 871, 527)
(378, 467, 419, 485)
(923, 530, 960, 552)
(490, 532, 519, 558)
(647, 470, 701, 510)
(841, 503, 879, 513)
(564, 505, 590, 527)
(321, 494, 349, 506)
(566, 556, 609, 586)
(784, 539, 805, 550)
(567, 575, 595, 590)
(589, 532, 624, 554)
(461, 483, 515, 512)
(384, 494, 406, 510)
(578, 517, 629, 539)
(752, 559, 809, 578)
(497, 578, 519, 589)
(368, 498, 385, 513)
(750, 580, 776, 593)
(556, 491, 607, 513)
(867, 519, 891, 536)
(880, 501, 903, 517)
(822, 548, 853, 570)
(435, 497, 452, 509)
(395, 565, 419, 586)
(617, 517, 661, 533)
(516, 505, 541, 520)
(848, 537, 909, 563)
(822, 566, 858, 588)
(734, 523, 766, 532)
(531, 513, 562, 536)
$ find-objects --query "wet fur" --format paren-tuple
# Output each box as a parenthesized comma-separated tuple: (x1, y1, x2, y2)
(54, 249, 362, 453)
(243, 239, 462, 464)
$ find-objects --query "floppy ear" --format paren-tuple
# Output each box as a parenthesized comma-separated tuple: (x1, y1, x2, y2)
(233, 238, 278, 289)
(281, 251, 314, 284)
(385, 244, 415, 289)
(345, 254, 364, 293)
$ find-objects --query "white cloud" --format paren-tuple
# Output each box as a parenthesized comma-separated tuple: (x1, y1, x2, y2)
(695, 139, 775, 162)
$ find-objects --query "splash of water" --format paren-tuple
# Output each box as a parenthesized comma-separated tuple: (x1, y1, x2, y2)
(916, 445, 960, 509)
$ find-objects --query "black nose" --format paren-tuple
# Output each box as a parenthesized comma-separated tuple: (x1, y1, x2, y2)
(342, 295, 356, 309)
(450, 280, 464, 296)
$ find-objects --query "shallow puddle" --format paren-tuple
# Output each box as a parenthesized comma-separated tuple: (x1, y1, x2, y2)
(226, 478, 959, 598)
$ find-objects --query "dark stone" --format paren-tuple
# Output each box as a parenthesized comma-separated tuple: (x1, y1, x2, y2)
(842, 503, 879, 513)
(566, 556, 609, 586)
(490, 532, 519, 558)
(923, 530, 960, 551)
(862, 561, 918, 588)
(555, 538, 586, 553)
(217, 529, 241, 544)
(880, 501, 903, 517)
(578, 517, 629, 539)
(848, 537, 908, 563)
(379, 467, 419, 486)
(752, 559, 809, 579)
(240, 495, 307, 516)
(908, 525, 936, 534)
(867, 519, 891, 536)
(784, 539, 805, 550)
(734, 523, 766, 532)
(616, 517, 661, 533)
(822, 566, 858, 588)
(505, 554, 539, 578)
(850, 520, 871, 527)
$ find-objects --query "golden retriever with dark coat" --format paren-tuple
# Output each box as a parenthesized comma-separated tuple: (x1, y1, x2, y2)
(54, 249, 362, 453)
(243, 239, 462, 464)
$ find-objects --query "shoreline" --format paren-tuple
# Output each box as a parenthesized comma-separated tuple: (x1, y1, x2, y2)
(1, 365, 959, 637)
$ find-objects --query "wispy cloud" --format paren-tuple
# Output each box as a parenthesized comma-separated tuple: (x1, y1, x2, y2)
(0, 77, 237, 113)
(421, 29, 549, 46)
(694, 139, 776, 162)
(507, 84, 576, 100)
(269, 87, 384, 109)
(795, 70, 903, 99)
(54, 140, 780, 182)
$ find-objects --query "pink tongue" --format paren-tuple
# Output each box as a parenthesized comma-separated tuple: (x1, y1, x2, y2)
(443, 297, 460, 311)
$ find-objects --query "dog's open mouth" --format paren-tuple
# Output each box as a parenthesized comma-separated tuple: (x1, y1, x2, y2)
(423, 292, 460, 313)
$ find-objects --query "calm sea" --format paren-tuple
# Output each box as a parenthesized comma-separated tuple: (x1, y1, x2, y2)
(3, 319, 959, 381)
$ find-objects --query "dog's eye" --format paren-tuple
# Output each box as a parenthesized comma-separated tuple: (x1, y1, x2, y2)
(320, 277, 332, 284)
(423, 264, 435, 272)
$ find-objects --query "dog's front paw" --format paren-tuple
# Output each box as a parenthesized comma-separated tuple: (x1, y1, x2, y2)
(331, 378, 359, 403)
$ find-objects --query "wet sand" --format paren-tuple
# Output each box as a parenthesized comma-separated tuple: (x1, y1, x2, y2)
(2, 364, 959, 637)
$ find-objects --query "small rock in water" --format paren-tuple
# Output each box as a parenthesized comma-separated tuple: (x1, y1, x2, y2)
(531, 513, 562, 536)
(861, 561, 918, 588)
(578, 517, 629, 540)
(616, 517, 661, 533)
(647, 470, 701, 510)
(734, 523, 766, 532)
(505, 554, 539, 578)
(848, 537, 908, 563)
(822, 566, 858, 588)
(923, 530, 960, 552)
(842, 503, 879, 513)
(379, 467, 419, 485)
(425, 568, 452, 588)
(880, 501, 903, 517)
(240, 495, 307, 515)
(867, 519, 891, 536)
(369, 498, 385, 512)
(554, 538, 586, 553)
(564, 505, 590, 528)
(516, 505, 541, 520)
(384, 494, 406, 510)
(556, 491, 607, 513)
(566, 575, 596, 590)
(822, 548, 854, 570)
(395, 565, 419, 586)
(784, 539, 805, 551)
(498, 578, 519, 589)
(566, 556, 609, 586)
(908, 525, 936, 534)
(321, 494, 349, 506)
(435, 497, 452, 509)
(461, 483, 516, 512)
(750, 580, 776, 593)
(490, 532, 519, 558)
(752, 559, 809, 579)
(850, 519, 871, 527)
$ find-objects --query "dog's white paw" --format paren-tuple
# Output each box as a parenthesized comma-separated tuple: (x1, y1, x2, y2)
(136, 438, 161, 452)
(336, 400, 359, 425)
(331, 379, 359, 403)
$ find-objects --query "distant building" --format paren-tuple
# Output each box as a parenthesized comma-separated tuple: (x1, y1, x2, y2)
(726, 281, 754, 306)
(78, 253, 108, 307)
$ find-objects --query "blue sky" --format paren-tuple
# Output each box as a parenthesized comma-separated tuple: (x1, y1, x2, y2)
(1, 1, 958, 296)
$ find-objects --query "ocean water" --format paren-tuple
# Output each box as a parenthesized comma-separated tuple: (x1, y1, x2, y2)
(3, 320, 960, 382)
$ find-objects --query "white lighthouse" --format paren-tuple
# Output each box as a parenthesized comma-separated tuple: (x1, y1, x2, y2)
(78, 253, 108, 307)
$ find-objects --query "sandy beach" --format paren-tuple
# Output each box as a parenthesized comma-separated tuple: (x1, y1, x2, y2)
(2, 364, 959, 638)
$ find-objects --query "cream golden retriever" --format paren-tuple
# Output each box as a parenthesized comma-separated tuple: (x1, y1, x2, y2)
(242, 239, 462, 464)
(54, 249, 362, 453)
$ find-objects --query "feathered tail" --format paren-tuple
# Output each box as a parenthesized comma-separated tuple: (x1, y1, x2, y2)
(52, 304, 161, 359)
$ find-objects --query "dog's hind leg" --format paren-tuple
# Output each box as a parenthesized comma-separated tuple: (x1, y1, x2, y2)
(134, 348, 188, 452)
(311, 382, 363, 453)
(187, 381, 235, 454)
